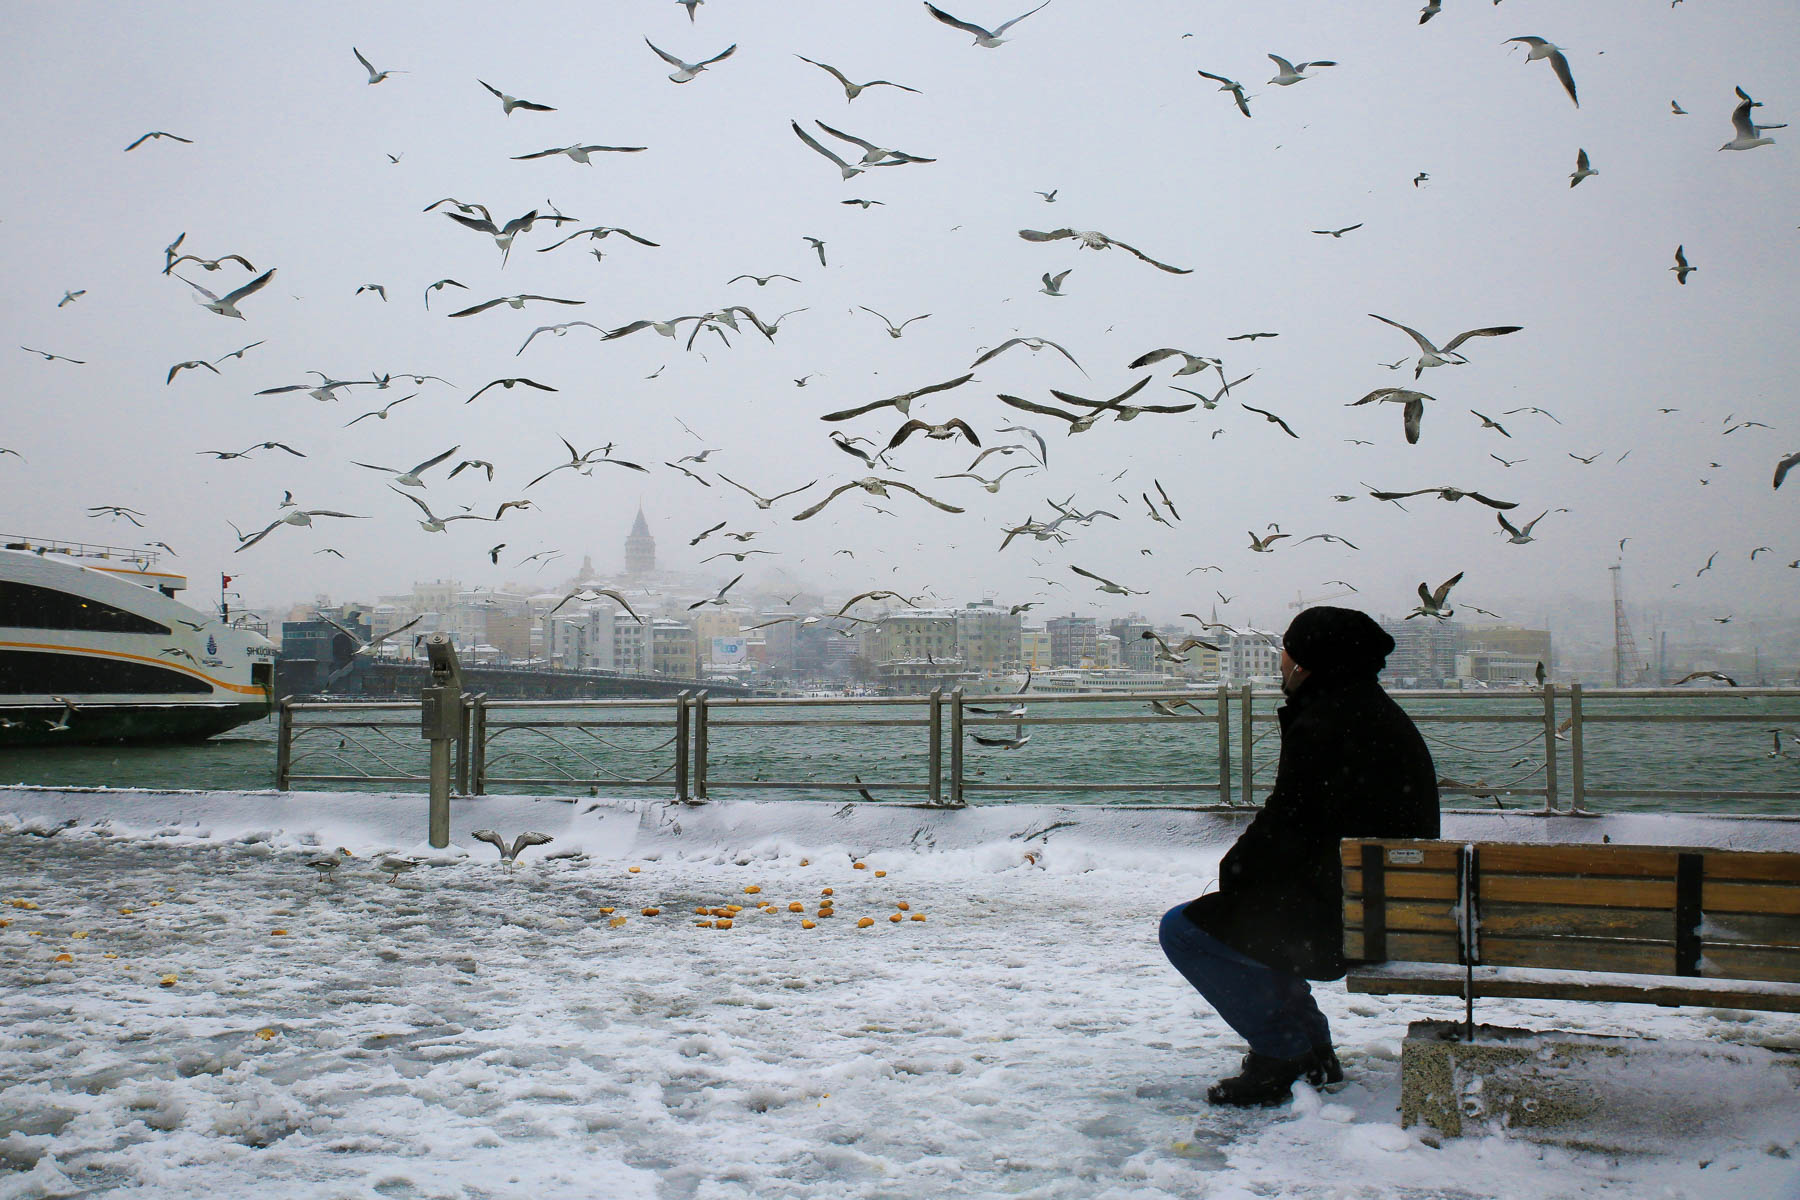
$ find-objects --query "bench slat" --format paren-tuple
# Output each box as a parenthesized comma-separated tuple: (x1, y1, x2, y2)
(1342, 868, 1459, 902)
(1475, 935, 1800, 983)
(1345, 962, 1800, 1012)
(1339, 840, 1462, 871)
(1474, 844, 1800, 884)
(1344, 930, 1461, 964)
(1343, 898, 1459, 933)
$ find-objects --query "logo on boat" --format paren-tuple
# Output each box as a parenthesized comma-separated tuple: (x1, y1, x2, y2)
(206, 635, 217, 655)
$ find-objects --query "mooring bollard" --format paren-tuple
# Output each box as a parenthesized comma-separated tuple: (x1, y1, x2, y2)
(420, 634, 464, 849)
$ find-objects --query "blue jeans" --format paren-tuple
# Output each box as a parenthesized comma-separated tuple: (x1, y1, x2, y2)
(1158, 904, 1330, 1060)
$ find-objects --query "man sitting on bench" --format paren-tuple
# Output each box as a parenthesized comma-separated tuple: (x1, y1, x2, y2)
(1159, 606, 1441, 1107)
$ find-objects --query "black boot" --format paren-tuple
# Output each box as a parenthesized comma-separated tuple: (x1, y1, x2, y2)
(1305, 1045, 1343, 1087)
(1206, 1051, 1311, 1108)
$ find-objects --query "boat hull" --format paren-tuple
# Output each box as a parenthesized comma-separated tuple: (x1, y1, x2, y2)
(0, 700, 270, 748)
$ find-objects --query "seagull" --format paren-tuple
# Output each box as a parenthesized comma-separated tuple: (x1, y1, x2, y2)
(1469, 410, 1511, 437)
(971, 336, 1085, 375)
(1070, 565, 1144, 595)
(1674, 670, 1737, 687)
(1672, 100, 1688, 115)
(449, 293, 583, 318)
(1267, 54, 1336, 86)
(794, 55, 921, 101)
(888, 418, 980, 450)
(1240, 402, 1298, 438)
(814, 120, 936, 166)
(1412, 172, 1429, 187)
(820, 373, 976, 422)
(353, 445, 459, 489)
(805, 236, 828, 266)
(305, 847, 353, 883)
(87, 505, 146, 526)
(1035, 188, 1058, 201)
(196, 441, 305, 459)
(56, 289, 85, 307)
(174, 268, 275, 319)
(997, 424, 1049, 466)
(1569, 148, 1597, 187)
(791, 121, 870, 180)
(377, 855, 419, 885)
(1773, 451, 1800, 489)
(729, 273, 800, 287)
(21, 345, 84, 364)
(645, 39, 736, 83)
(353, 47, 405, 85)
(548, 588, 643, 622)
(1019, 228, 1191, 273)
(1297, 533, 1358, 550)
(355, 284, 387, 302)
(934, 464, 1036, 492)
(470, 830, 555, 866)
(701, 549, 775, 563)
(467, 377, 557, 403)
(538, 225, 661, 254)
(996, 393, 1106, 434)
(447, 459, 494, 481)
(842, 198, 885, 208)
(688, 574, 745, 611)
(1039, 269, 1071, 296)
(1367, 484, 1516, 510)
(235, 509, 369, 552)
(1497, 510, 1549, 544)
(479, 80, 555, 114)
(1247, 530, 1289, 553)
(388, 489, 493, 533)
(1167, 374, 1254, 411)
(1504, 37, 1578, 107)
(517, 321, 605, 355)
(676, 0, 702, 20)
(512, 143, 647, 164)
(526, 438, 647, 487)
(1671, 245, 1697, 284)
(442, 208, 541, 265)
(1311, 223, 1362, 238)
(792, 477, 963, 520)
(717, 474, 818, 509)
(42, 696, 80, 733)
(1502, 405, 1561, 424)
(1195, 69, 1251, 117)
(1369, 313, 1522, 378)
(859, 307, 931, 338)
(1349, 387, 1435, 444)
(923, 1, 1051, 47)
(1568, 451, 1602, 464)
(1409, 572, 1464, 620)
(1129, 348, 1219, 377)
(1720, 95, 1785, 151)
(1055, 378, 1194, 422)
(1490, 454, 1526, 468)
(124, 130, 193, 151)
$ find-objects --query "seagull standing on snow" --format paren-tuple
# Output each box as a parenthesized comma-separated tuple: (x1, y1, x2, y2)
(923, 1, 1051, 47)
(471, 830, 554, 866)
(1504, 37, 1578, 107)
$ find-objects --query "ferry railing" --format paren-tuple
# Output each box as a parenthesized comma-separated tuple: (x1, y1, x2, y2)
(271, 686, 1800, 813)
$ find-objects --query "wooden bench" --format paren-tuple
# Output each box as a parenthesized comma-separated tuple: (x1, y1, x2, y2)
(1340, 839, 1800, 1025)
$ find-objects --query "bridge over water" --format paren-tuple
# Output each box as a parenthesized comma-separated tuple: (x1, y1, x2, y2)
(274, 657, 750, 701)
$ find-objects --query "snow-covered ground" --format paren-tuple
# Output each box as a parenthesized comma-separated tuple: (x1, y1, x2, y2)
(2, 788, 1797, 1200)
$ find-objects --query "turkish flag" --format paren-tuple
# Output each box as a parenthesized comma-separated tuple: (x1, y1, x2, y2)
(221, 574, 233, 588)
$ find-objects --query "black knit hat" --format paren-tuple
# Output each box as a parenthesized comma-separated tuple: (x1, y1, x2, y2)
(1282, 606, 1394, 677)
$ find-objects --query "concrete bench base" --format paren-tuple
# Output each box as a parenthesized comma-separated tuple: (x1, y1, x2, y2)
(1400, 1020, 1800, 1151)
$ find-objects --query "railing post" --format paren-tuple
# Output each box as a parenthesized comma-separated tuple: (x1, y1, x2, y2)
(469, 695, 488, 796)
(455, 692, 472, 796)
(927, 687, 943, 805)
(1239, 684, 1255, 805)
(1568, 683, 1586, 815)
(694, 690, 710, 802)
(674, 691, 691, 802)
(1215, 684, 1231, 806)
(1540, 682, 1560, 814)
(275, 698, 293, 790)
(949, 686, 965, 807)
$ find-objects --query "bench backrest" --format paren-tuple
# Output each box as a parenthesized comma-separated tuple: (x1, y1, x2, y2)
(1341, 839, 1800, 984)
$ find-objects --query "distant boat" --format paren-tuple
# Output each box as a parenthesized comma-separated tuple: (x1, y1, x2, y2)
(1, 537, 275, 746)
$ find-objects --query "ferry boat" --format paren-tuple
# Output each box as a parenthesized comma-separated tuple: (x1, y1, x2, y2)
(0, 536, 276, 746)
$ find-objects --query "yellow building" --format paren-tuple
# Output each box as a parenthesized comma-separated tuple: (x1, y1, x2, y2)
(1020, 629, 1053, 670)
(650, 618, 698, 678)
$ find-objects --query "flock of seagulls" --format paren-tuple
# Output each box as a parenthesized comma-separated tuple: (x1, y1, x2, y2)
(9, 2, 1794, 673)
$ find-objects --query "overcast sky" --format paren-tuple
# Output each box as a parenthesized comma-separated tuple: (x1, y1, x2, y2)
(4, 0, 1797, 634)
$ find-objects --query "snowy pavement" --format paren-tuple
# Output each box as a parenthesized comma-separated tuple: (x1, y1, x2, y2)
(1, 792, 1798, 1200)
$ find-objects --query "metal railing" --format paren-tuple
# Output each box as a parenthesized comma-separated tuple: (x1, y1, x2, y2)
(274, 684, 1800, 812)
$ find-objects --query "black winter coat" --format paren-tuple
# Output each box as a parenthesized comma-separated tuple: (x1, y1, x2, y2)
(1183, 671, 1439, 979)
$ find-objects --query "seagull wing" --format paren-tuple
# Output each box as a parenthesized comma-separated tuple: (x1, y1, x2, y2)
(354, 46, 378, 79)
(884, 481, 962, 512)
(886, 420, 929, 450)
(698, 43, 738, 68)
(791, 121, 858, 171)
(991, 0, 1051, 36)
(1241, 403, 1297, 438)
(816, 120, 882, 153)
(470, 829, 506, 854)
(447, 297, 507, 318)
(765, 480, 818, 502)
(796, 55, 854, 89)
(407, 444, 461, 476)
(924, 2, 993, 38)
(445, 211, 501, 236)
(1070, 565, 1118, 588)
(1465, 491, 1518, 511)
(1018, 228, 1077, 244)
(1545, 47, 1578, 107)
(1440, 325, 1524, 353)
(1369, 313, 1441, 356)
(644, 38, 686, 67)
(791, 482, 859, 521)
(173, 274, 222, 303)
(1093, 234, 1191, 274)
(819, 396, 899, 422)
(998, 394, 1081, 423)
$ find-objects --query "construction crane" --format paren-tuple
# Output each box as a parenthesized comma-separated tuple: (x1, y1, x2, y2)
(1289, 588, 1358, 610)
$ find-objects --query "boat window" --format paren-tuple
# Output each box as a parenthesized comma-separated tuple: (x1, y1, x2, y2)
(0, 581, 171, 634)
(0, 650, 212, 695)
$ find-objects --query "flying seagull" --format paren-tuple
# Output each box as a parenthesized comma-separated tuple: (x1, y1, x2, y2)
(478, 80, 555, 114)
(1409, 572, 1464, 619)
(645, 39, 736, 83)
(1129, 348, 1219, 377)
(970, 336, 1085, 375)
(1349, 387, 1435, 444)
(1504, 37, 1578, 107)
(1720, 95, 1785, 151)
(467, 377, 557, 403)
(791, 121, 869, 180)
(1241, 402, 1298, 438)
(1368, 484, 1516, 510)
(548, 588, 642, 622)
(352, 445, 460, 488)
(814, 119, 936, 167)
(729, 273, 800, 287)
(124, 130, 193, 151)
(1497, 510, 1549, 544)
(794, 55, 921, 100)
(174, 268, 275, 319)
(517, 321, 605, 355)
(538, 225, 661, 253)
(235, 509, 369, 552)
(1671, 245, 1696, 284)
(1039, 269, 1071, 296)
(923, 1, 1052, 47)
(1267, 54, 1336, 86)
(1369, 313, 1522, 378)
(1569, 148, 1597, 187)
(1196, 69, 1251, 117)
(887, 418, 979, 450)
(21, 346, 84, 364)
(166, 359, 221, 383)
(1311, 223, 1362, 238)
(443, 208, 541, 265)
(1019, 228, 1191, 274)
(353, 47, 405, 85)
(449, 293, 583, 318)
(1773, 450, 1800, 490)
(791, 477, 963, 520)
(820, 373, 976, 422)
(511, 143, 647, 164)
(717, 474, 818, 509)
(525, 438, 647, 487)
(934, 464, 1037, 493)
(859, 307, 931, 338)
